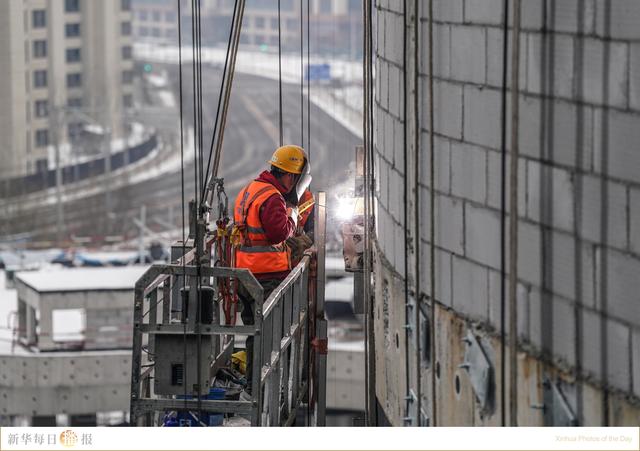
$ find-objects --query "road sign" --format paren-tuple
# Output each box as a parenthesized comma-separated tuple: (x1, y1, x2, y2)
(306, 63, 331, 82)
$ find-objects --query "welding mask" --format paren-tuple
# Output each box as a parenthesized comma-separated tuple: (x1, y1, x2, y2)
(293, 159, 312, 204)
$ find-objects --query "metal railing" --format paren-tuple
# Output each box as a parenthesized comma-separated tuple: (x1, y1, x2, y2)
(129, 192, 327, 427)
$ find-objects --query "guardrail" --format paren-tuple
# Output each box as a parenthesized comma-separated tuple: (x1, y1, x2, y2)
(129, 192, 327, 427)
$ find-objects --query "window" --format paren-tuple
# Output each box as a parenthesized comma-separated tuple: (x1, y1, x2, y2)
(152, 27, 161, 37)
(121, 45, 132, 59)
(165, 28, 176, 39)
(123, 94, 133, 108)
(270, 18, 278, 29)
(121, 0, 131, 11)
(139, 27, 149, 37)
(32, 10, 46, 28)
(65, 23, 81, 37)
(33, 70, 47, 88)
(34, 100, 49, 118)
(254, 17, 265, 28)
(35, 129, 49, 147)
(286, 18, 297, 31)
(68, 122, 83, 138)
(66, 48, 81, 63)
(138, 10, 148, 21)
(66, 73, 82, 88)
(165, 11, 176, 23)
(152, 11, 161, 22)
(65, 0, 80, 13)
(122, 70, 133, 84)
(33, 40, 47, 58)
(254, 34, 265, 45)
(67, 97, 82, 108)
(121, 21, 132, 36)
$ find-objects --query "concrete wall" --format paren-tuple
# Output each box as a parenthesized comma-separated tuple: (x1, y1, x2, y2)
(373, 0, 640, 426)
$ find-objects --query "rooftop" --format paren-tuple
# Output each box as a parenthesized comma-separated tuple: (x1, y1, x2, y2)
(15, 266, 148, 293)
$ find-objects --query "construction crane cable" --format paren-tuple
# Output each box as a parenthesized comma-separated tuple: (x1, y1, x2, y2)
(201, 0, 239, 201)
(498, 0, 510, 427)
(278, 0, 284, 146)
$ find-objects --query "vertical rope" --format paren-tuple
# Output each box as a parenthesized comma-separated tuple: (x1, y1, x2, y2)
(509, 0, 522, 427)
(498, 0, 510, 427)
(176, 0, 188, 412)
(306, 0, 311, 160)
(277, 0, 284, 146)
(413, 0, 421, 424)
(300, 0, 304, 148)
(427, 0, 437, 427)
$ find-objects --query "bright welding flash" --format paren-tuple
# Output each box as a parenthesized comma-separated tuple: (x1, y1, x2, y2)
(336, 197, 356, 221)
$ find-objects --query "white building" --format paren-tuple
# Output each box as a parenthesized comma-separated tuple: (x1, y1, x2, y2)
(0, 0, 134, 178)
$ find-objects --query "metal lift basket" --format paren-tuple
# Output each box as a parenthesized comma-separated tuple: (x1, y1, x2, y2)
(129, 193, 327, 426)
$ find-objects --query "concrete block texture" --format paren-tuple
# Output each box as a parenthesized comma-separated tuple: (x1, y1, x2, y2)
(593, 109, 640, 185)
(486, 27, 528, 88)
(581, 38, 628, 109)
(388, 64, 402, 119)
(550, 0, 596, 34)
(430, 0, 464, 23)
(465, 203, 501, 270)
(527, 33, 574, 99)
(486, 151, 527, 215)
(518, 221, 542, 287)
(450, 25, 486, 84)
(420, 189, 464, 255)
(631, 188, 640, 255)
(422, 80, 463, 140)
(463, 86, 503, 150)
(595, 0, 640, 40)
(464, 0, 503, 25)
(605, 319, 632, 391)
(633, 329, 640, 398)
(487, 270, 529, 337)
(420, 244, 453, 308)
(602, 249, 640, 326)
(452, 255, 489, 322)
(420, 134, 451, 194)
(393, 117, 404, 172)
(388, 167, 405, 225)
(580, 175, 628, 251)
(450, 141, 486, 204)
(551, 295, 577, 367)
(421, 23, 450, 78)
(631, 44, 640, 111)
(527, 160, 574, 233)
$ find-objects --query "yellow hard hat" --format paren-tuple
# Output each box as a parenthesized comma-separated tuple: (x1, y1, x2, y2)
(269, 145, 306, 174)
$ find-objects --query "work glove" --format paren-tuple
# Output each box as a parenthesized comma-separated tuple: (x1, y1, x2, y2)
(286, 233, 313, 266)
(287, 206, 299, 227)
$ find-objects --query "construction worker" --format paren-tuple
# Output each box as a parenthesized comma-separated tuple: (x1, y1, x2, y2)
(233, 144, 312, 393)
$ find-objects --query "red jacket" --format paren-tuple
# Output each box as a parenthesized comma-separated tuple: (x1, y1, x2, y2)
(252, 170, 296, 280)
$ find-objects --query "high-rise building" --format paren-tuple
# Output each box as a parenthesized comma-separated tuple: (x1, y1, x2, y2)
(0, 0, 134, 179)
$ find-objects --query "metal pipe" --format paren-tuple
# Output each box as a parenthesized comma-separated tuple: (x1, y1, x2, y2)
(509, 0, 522, 427)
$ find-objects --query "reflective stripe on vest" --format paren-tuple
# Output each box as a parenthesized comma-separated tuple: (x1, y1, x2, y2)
(233, 180, 290, 275)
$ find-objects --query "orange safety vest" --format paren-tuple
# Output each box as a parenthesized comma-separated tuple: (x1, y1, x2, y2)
(298, 189, 315, 230)
(233, 180, 290, 275)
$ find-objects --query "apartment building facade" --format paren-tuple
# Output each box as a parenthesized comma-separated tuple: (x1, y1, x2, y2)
(0, 0, 134, 179)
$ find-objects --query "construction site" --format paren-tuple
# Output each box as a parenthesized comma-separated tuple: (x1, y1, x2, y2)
(1, 0, 639, 430)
